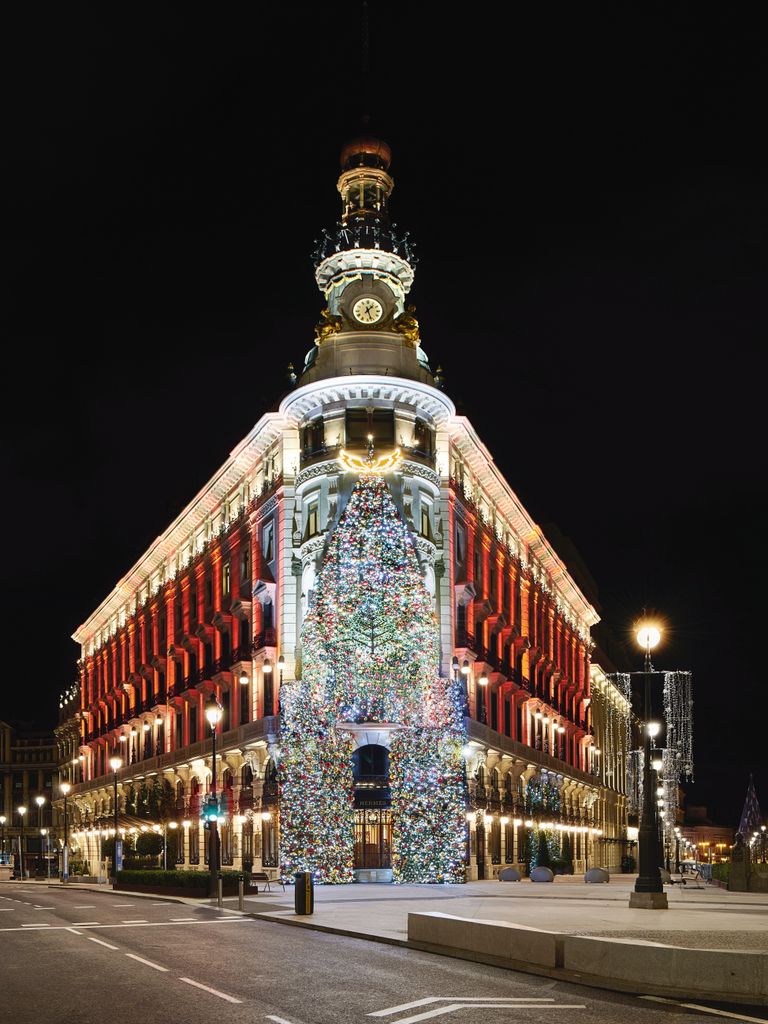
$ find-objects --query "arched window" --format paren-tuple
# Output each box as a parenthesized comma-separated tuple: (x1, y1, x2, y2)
(352, 744, 389, 781)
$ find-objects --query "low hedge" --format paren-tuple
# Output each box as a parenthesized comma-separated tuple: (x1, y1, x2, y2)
(711, 863, 729, 883)
(116, 869, 251, 888)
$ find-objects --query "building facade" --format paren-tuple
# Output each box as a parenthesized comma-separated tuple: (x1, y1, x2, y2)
(1, 720, 57, 876)
(56, 135, 629, 880)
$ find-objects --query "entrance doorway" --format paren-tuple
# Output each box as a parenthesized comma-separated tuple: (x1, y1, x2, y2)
(352, 742, 392, 879)
(353, 808, 392, 869)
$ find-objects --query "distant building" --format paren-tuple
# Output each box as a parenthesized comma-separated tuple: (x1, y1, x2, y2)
(0, 720, 57, 875)
(678, 805, 733, 864)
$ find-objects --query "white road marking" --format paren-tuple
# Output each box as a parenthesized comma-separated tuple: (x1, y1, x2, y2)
(125, 953, 168, 972)
(0, 908, 14, 911)
(179, 977, 242, 1003)
(112, 903, 135, 907)
(391, 1006, 584, 1024)
(73, 905, 97, 909)
(152, 902, 172, 906)
(640, 996, 767, 1023)
(72, 921, 101, 926)
(266, 1017, 298, 1024)
(122, 919, 148, 924)
(0, 917, 252, 933)
(33, 906, 55, 910)
(89, 937, 119, 950)
(369, 998, 558, 1016)
(66, 928, 83, 935)
(170, 917, 197, 922)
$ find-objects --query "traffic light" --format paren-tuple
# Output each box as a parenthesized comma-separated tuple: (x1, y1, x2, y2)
(202, 795, 219, 830)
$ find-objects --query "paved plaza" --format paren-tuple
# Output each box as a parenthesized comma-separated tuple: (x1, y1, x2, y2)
(247, 874, 768, 952)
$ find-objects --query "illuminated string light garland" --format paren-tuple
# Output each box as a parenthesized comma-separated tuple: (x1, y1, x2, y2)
(280, 465, 466, 883)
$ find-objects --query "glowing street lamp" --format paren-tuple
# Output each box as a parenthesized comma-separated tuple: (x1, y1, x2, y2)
(17, 806, 27, 880)
(630, 619, 667, 909)
(60, 782, 71, 882)
(204, 693, 224, 897)
(109, 755, 123, 881)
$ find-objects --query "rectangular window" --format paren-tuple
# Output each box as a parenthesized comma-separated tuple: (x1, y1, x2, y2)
(345, 408, 395, 447)
(455, 525, 465, 565)
(413, 418, 434, 457)
(262, 817, 279, 867)
(222, 562, 231, 596)
(189, 825, 200, 865)
(262, 521, 275, 563)
(420, 501, 431, 538)
(189, 708, 198, 745)
(306, 502, 319, 538)
(240, 542, 250, 580)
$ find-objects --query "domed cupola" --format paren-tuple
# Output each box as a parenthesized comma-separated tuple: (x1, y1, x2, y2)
(302, 133, 433, 386)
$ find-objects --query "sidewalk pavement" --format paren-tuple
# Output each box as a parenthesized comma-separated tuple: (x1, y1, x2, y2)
(246, 874, 768, 952)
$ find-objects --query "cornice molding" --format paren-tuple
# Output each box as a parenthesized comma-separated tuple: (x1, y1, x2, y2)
(280, 375, 455, 427)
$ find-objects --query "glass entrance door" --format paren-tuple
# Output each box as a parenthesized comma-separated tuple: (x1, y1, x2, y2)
(353, 809, 392, 869)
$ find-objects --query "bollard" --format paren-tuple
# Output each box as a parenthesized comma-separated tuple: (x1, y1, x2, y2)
(238, 877, 244, 912)
(294, 870, 314, 915)
(217, 874, 223, 909)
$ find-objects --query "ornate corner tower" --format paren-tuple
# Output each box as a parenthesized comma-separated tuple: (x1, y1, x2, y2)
(301, 135, 434, 385)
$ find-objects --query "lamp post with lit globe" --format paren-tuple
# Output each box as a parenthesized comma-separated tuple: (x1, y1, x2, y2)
(60, 781, 71, 882)
(205, 694, 224, 898)
(109, 755, 123, 881)
(629, 623, 668, 909)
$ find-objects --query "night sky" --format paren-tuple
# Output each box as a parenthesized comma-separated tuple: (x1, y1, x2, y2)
(5, 8, 765, 827)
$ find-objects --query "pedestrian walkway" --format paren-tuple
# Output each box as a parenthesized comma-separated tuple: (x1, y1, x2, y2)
(249, 874, 768, 951)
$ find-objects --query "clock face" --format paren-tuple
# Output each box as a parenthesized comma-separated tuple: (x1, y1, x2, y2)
(352, 296, 383, 325)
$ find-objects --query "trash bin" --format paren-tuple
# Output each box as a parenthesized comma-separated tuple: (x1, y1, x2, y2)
(294, 870, 314, 915)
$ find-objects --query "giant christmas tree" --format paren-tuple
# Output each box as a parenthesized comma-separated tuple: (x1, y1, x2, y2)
(280, 459, 467, 884)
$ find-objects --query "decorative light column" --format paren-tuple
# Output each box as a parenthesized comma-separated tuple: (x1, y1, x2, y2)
(629, 623, 668, 909)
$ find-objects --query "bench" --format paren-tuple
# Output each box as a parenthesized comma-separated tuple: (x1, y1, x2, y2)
(251, 871, 285, 894)
(660, 866, 705, 889)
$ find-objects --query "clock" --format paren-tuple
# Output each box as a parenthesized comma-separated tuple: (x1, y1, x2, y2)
(352, 296, 384, 325)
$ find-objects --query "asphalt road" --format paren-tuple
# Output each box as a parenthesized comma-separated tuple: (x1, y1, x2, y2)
(0, 883, 765, 1024)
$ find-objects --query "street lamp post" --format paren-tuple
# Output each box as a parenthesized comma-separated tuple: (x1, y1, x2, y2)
(205, 694, 224, 898)
(35, 796, 45, 877)
(109, 756, 123, 882)
(60, 782, 71, 882)
(40, 829, 51, 879)
(673, 826, 681, 873)
(17, 806, 27, 880)
(629, 623, 668, 909)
